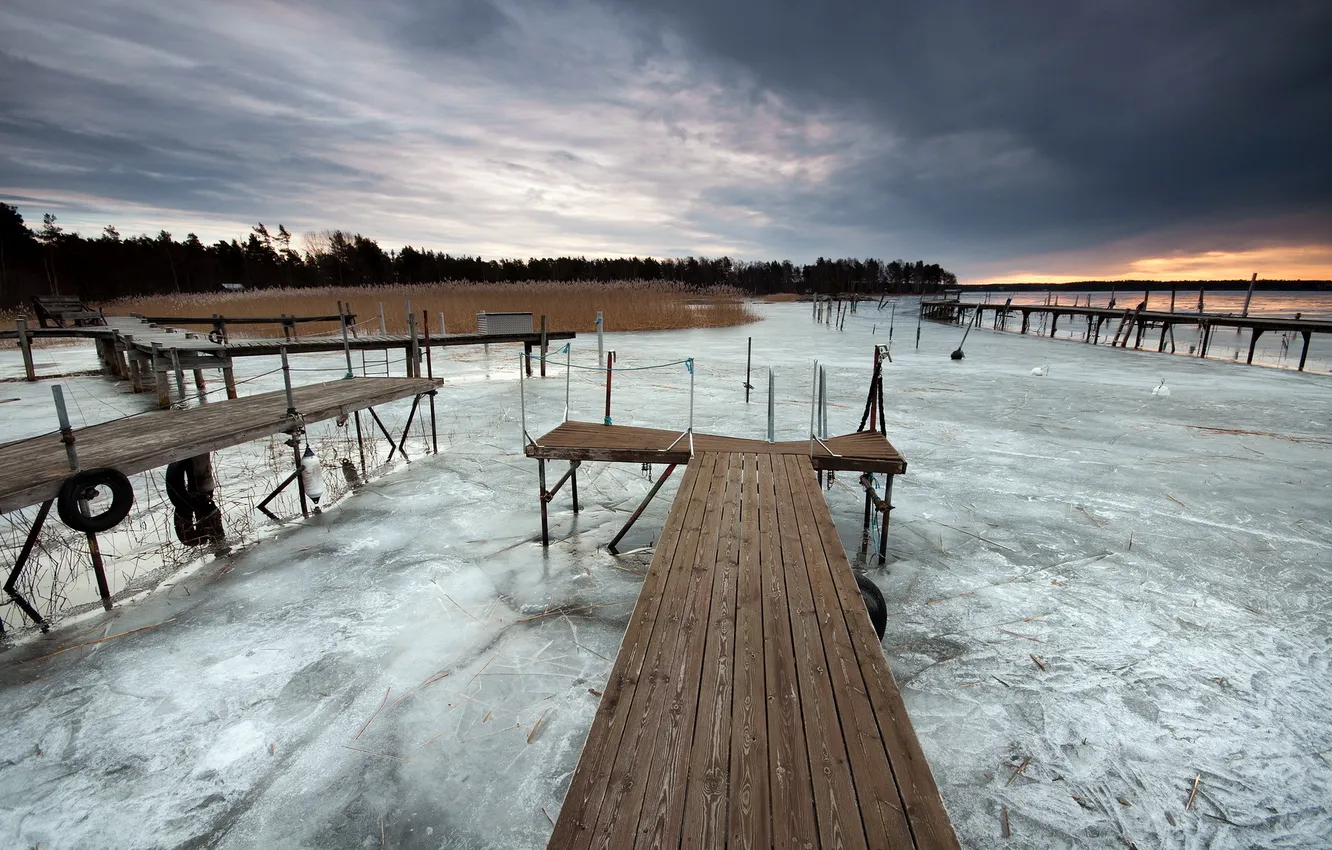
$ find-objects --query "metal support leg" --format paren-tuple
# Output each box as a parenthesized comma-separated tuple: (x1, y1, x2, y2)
(607, 463, 677, 554)
(570, 463, 580, 513)
(87, 532, 112, 610)
(396, 394, 423, 460)
(367, 406, 403, 463)
(4, 499, 54, 631)
(538, 459, 549, 546)
(878, 475, 894, 566)
(257, 471, 300, 521)
(353, 409, 367, 475)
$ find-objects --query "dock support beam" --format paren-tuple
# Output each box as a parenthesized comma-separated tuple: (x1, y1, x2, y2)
(1246, 328, 1264, 364)
(4, 499, 54, 631)
(1299, 331, 1312, 371)
(607, 463, 677, 554)
(538, 459, 549, 546)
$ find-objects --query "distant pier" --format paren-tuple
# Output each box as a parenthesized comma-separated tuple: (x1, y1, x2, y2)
(921, 298, 1330, 371)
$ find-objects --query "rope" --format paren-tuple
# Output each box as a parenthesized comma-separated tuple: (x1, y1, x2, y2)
(523, 352, 694, 372)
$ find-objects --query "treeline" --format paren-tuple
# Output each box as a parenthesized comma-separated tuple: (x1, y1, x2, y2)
(0, 204, 956, 304)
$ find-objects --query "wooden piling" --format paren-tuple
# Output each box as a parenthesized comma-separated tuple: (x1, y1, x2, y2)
(540, 314, 548, 378)
(16, 317, 35, 381)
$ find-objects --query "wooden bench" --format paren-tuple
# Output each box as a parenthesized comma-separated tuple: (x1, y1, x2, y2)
(548, 451, 958, 849)
(31, 296, 105, 328)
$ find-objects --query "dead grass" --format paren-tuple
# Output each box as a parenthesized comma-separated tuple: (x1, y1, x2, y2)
(102, 281, 759, 338)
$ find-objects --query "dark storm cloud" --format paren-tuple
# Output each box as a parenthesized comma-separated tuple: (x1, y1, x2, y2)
(1, 0, 1328, 275)
(611, 0, 1332, 256)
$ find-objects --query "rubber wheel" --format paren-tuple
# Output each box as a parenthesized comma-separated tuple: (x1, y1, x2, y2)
(855, 572, 888, 641)
(56, 468, 134, 533)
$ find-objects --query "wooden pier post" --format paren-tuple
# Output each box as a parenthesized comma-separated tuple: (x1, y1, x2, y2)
(15, 316, 36, 381)
(1020, 311, 1030, 334)
(407, 311, 420, 378)
(1246, 329, 1264, 364)
(540, 314, 548, 378)
(537, 458, 549, 546)
(193, 369, 207, 401)
(171, 348, 187, 404)
(152, 343, 171, 408)
(1049, 312, 1058, 338)
(745, 337, 752, 403)
(1298, 330, 1312, 371)
(223, 365, 238, 399)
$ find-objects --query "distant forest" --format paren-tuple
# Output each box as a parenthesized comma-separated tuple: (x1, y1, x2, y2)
(0, 204, 956, 305)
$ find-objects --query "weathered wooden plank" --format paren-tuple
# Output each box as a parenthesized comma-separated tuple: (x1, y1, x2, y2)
(668, 452, 741, 848)
(756, 453, 820, 845)
(613, 453, 733, 848)
(783, 455, 916, 849)
(573, 453, 720, 850)
(772, 456, 869, 850)
(548, 459, 706, 848)
(727, 453, 770, 850)
(795, 460, 961, 850)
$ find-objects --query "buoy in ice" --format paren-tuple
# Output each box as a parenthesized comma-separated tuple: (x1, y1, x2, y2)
(300, 445, 326, 509)
(1152, 379, 1171, 397)
(1030, 364, 1049, 376)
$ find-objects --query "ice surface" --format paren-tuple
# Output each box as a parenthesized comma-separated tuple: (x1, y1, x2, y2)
(1, 301, 1330, 849)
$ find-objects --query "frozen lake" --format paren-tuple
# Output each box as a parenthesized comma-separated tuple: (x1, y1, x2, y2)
(1, 300, 1330, 848)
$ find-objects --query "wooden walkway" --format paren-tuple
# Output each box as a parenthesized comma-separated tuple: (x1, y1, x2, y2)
(0, 377, 439, 514)
(548, 450, 956, 849)
(528, 421, 906, 474)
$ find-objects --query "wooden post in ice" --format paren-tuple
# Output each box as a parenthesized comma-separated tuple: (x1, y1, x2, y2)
(1242, 272, 1257, 318)
(766, 369, 775, 443)
(540, 314, 548, 378)
(15, 316, 35, 381)
(439, 312, 446, 337)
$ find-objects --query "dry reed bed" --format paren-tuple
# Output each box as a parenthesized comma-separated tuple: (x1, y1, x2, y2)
(103, 281, 759, 338)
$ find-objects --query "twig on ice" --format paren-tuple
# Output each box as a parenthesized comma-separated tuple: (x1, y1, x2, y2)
(1006, 757, 1031, 786)
(356, 687, 391, 740)
(1186, 774, 1201, 810)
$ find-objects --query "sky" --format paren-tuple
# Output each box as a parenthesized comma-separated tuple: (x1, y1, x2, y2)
(1, 0, 1330, 283)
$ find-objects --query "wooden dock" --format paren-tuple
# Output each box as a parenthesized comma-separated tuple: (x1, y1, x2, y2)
(4, 315, 573, 404)
(528, 420, 906, 474)
(0, 377, 440, 515)
(921, 299, 1331, 370)
(547, 452, 956, 849)
(531, 420, 955, 848)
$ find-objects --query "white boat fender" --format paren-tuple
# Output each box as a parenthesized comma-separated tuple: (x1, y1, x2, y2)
(300, 445, 326, 507)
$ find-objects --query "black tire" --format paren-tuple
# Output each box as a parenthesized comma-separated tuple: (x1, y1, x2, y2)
(166, 461, 219, 546)
(165, 461, 212, 514)
(56, 468, 134, 533)
(855, 572, 888, 641)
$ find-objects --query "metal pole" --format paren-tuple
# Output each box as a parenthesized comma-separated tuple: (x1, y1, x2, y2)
(808, 360, 818, 457)
(340, 306, 353, 377)
(538, 459, 549, 546)
(377, 302, 386, 335)
(16, 317, 35, 381)
(604, 351, 614, 425)
(519, 352, 528, 448)
(745, 337, 752, 403)
(596, 311, 604, 369)
(687, 359, 694, 433)
(1242, 272, 1256, 318)
(407, 310, 419, 378)
(878, 475, 893, 565)
(564, 344, 571, 421)
(424, 313, 438, 454)
(916, 299, 922, 349)
(353, 410, 366, 475)
(292, 430, 309, 518)
(889, 303, 896, 343)
(767, 369, 775, 443)
(280, 346, 295, 415)
(52, 385, 79, 470)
